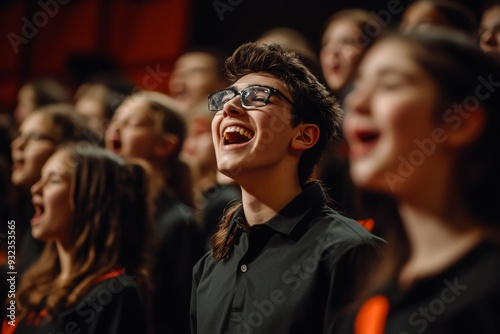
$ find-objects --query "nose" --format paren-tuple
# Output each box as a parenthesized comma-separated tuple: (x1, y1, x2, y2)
(31, 178, 43, 196)
(168, 72, 184, 91)
(105, 122, 120, 144)
(106, 119, 121, 135)
(344, 84, 370, 115)
(222, 95, 246, 118)
(482, 29, 497, 47)
(11, 135, 26, 152)
(321, 44, 340, 61)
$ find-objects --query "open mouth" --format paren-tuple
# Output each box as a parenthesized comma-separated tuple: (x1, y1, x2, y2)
(31, 201, 45, 225)
(349, 129, 380, 158)
(111, 138, 121, 152)
(331, 64, 341, 73)
(357, 131, 379, 143)
(223, 126, 254, 145)
(12, 158, 24, 171)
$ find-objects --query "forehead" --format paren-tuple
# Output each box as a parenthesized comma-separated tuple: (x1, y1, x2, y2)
(359, 39, 418, 74)
(403, 2, 446, 23)
(482, 5, 500, 25)
(43, 149, 72, 174)
(232, 73, 288, 92)
(20, 112, 53, 131)
(324, 18, 360, 39)
(116, 97, 153, 117)
(174, 52, 217, 71)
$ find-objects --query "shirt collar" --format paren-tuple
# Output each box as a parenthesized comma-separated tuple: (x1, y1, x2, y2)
(225, 181, 325, 240)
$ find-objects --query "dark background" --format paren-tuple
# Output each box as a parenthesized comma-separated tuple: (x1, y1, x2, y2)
(0, 0, 487, 113)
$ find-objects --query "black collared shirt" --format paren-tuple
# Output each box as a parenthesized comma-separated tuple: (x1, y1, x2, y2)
(191, 182, 383, 334)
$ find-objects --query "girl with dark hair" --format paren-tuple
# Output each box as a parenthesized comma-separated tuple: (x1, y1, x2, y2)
(105, 91, 204, 334)
(2, 145, 149, 333)
(320, 9, 381, 99)
(10, 104, 91, 275)
(337, 30, 500, 333)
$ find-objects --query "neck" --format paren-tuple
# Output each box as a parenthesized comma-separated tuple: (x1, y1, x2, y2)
(238, 173, 303, 226)
(56, 240, 73, 283)
(398, 202, 484, 287)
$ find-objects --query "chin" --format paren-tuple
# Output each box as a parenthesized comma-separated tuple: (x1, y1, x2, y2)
(218, 166, 243, 179)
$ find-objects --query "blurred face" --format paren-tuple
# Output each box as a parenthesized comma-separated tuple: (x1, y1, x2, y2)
(343, 39, 439, 194)
(181, 116, 216, 175)
(479, 5, 500, 58)
(400, 2, 449, 32)
(168, 52, 226, 112)
(11, 112, 59, 188)
(31, 149, 73, 244)
(14, 84, 36, 125)
(105, 98, 159, 161)
(211, 73, 298, 179)
(75, 96, 106, 131)
(320, 18, 366, 93)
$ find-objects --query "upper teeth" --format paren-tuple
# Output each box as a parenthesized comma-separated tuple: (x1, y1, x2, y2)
(223, 126, 254, 140)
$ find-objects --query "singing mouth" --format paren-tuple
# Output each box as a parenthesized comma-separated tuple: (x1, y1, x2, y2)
(357, 130, 379, 143)
(31, 200, 45, 225)
(223, 126, 254, 145)
(110, 137, 121, 152)
(12, 158, 24, 170)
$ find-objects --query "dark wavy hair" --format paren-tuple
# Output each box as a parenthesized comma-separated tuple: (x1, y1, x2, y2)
(395, 30, 500, 225)
(212, 42, 342, 261)
(16, 145, 150, 321)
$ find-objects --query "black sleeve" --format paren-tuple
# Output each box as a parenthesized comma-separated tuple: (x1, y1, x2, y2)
(324, 240, 383, 334)
(149, 211, 205, 334)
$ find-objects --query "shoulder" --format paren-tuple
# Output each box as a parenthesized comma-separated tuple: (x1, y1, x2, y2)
(155, 196, 200, 239)
(31, 274, 148, 334)
(77, 272, 145, 309)
(193, 250, 215, 277)
(308, 205, 384, 248)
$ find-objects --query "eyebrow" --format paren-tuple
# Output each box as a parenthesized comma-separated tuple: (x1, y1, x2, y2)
(42, 170, 69, 180)
(356, 67, 421, 83)
(227, 84, 261, 91)
(378, 68, 422, 82)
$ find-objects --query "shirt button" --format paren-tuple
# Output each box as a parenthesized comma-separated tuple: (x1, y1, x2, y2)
(240, 264, 248, 273)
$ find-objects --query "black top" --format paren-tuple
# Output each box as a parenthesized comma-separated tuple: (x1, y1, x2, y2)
(4, 271, 147, 334)
(149, 190, 205, 334)
(335, 242, 500, 334)
(191, 182, 384, 334)
(201, 182, 241, 246)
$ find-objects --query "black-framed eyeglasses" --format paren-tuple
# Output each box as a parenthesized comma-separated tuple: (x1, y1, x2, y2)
(208, 85, 297, 112)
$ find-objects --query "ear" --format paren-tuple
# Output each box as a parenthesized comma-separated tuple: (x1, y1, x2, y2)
(442, 105, 486, 149)
(291, 123, 320, 151)
(154, 134, 179, 159)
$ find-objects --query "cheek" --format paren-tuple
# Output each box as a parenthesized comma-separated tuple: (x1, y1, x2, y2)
(27, 146, 55, 169)
(122, 129, 147, 146)
(51, 191, 72, 213)
(376, 98, 436, 152)
(320, 48, 333, 65)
